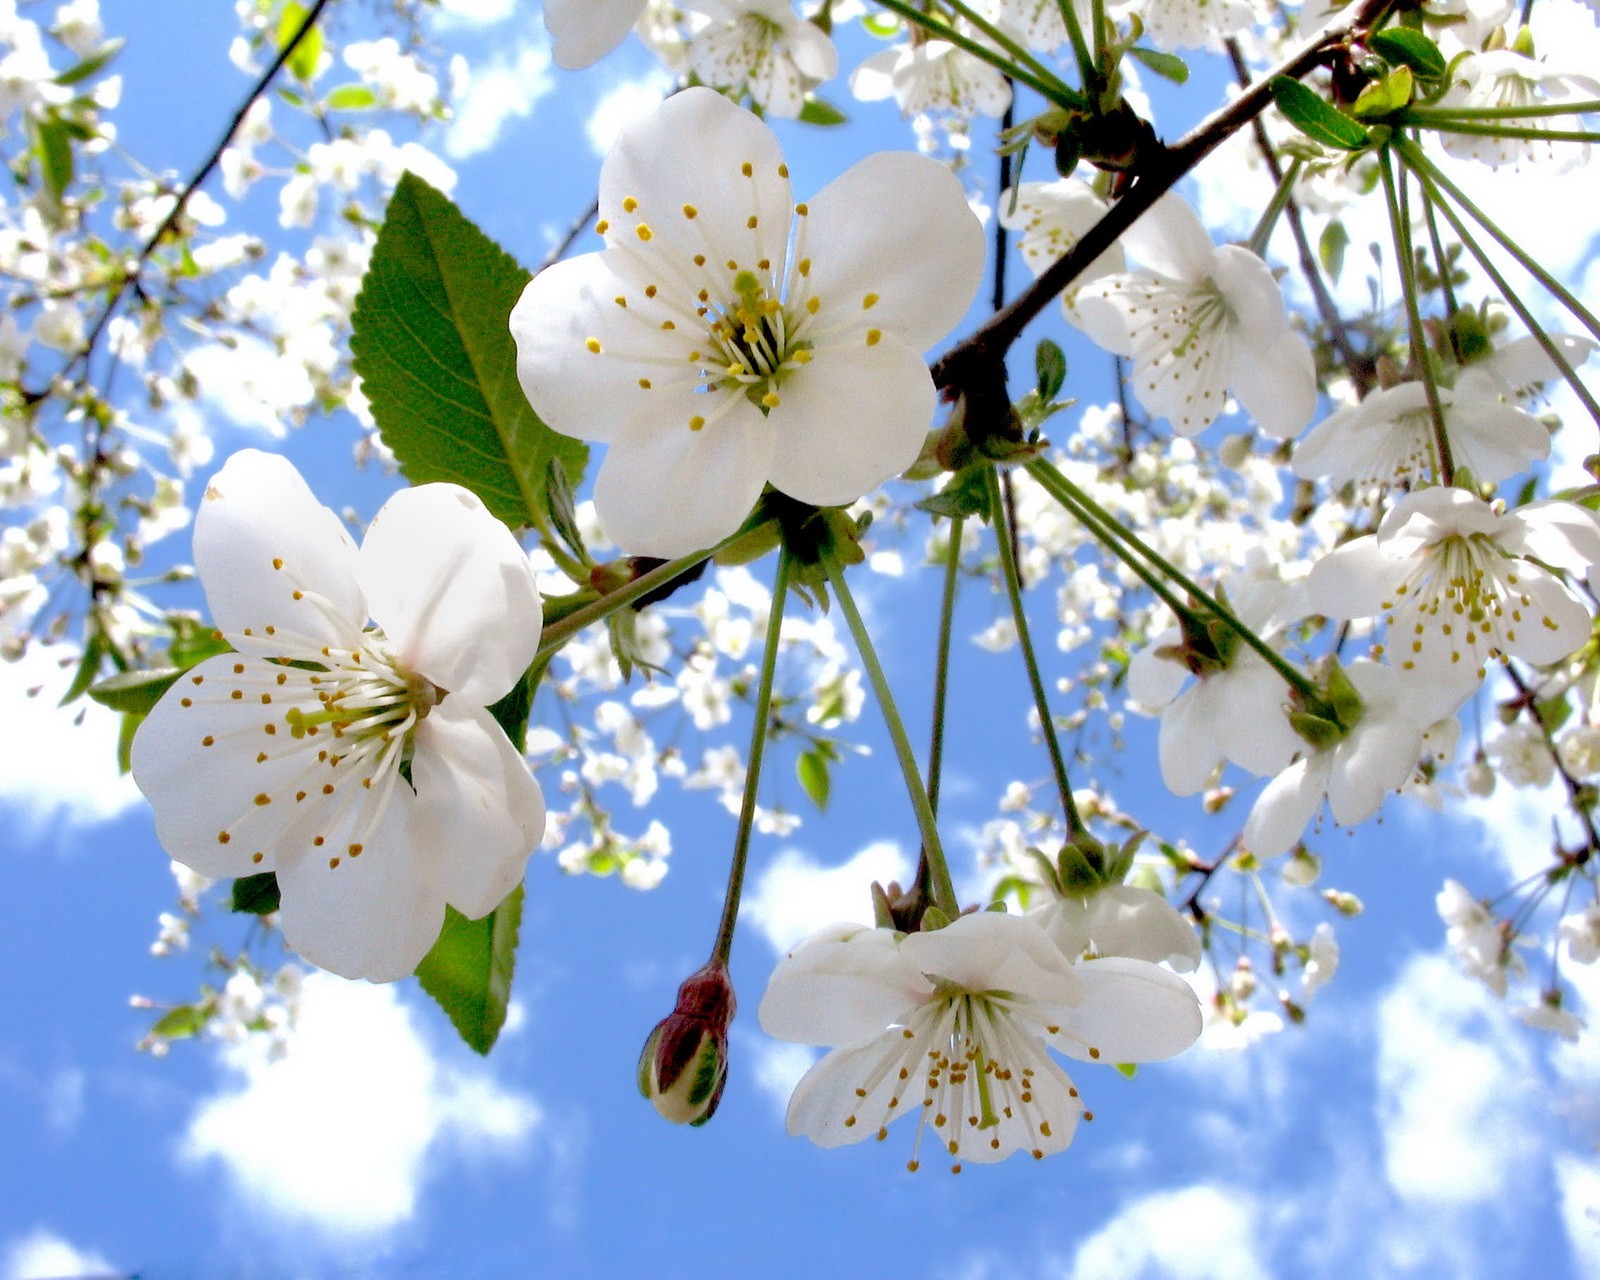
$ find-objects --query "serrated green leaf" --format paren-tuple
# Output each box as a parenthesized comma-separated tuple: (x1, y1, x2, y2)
(1270, 76, 1371, 151)
(416, 886, 524, 1055)
(1319, 219, 1349, 284)
(231, 871, 282, 915)
(1370, 27, 1446, 79)
(88, 667, 182, 714)
(277, 1, 324, 82)
(54, 37, 124, 86)
(1035, 338, 1067, 401)
(35, 116, 73, 203)
(350, 173, 587, 530)
(797, 749, 831, 811)
(797, 96, 848, 126)
(1126, 46, 1189, 84)
(325, 82, 378, 111)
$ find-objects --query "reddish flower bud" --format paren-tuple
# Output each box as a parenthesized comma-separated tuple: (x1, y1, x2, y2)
(637, 962, 735, 1127)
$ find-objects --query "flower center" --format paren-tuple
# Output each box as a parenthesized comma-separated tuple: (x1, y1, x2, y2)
(706, 269, 814, 410)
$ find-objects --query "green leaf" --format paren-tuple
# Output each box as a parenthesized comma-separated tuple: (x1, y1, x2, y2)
(150, 1004, 207, 1039)
(1351, 66, 1414, 120)
(797, 748, 831, 811)
(231, 871, 282, 915)
(416, 886, 524, 1055)
(88, 667, 182, 714)
(486, 657, 548, 755)
(59, 630, 106, 707)
(797, 96, 848, 126)
(325, 82, 378, 111)
(54, 37, 125, 86)
(166, 617, 232, 669)
(276, 1, 324, 82)
(1270, 76, 1371, 151)
(1035, 338, 1067, 401)
(1370, 28, 1446, 80)
(543, 455, 588, 565)
(1126, 46, 1189, 84)
(350, 173, 587, 530)
(34, 116, 73, 203)
(1319, 219, 1349, 284)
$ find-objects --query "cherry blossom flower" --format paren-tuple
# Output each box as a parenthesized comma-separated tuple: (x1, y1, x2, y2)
(131, 451, 546, 982)
(758, 912, 1201, 1170)
(1437, 879, 1522, 997)
(1512, 994, 1585, 1041)
(1308, 487, 1600, 703)
(1112, 0, 1254, 52)
(1127, 568, 1306, 796)
(511, 87, 985, 556)
(1559, 904, 1600, 964)
(1031, 883, 1203, 972)
(1301, 922, 1339, 999)
(1292, 369, 1551, 489)
(1242, 662, 1435, 858)
(849, 39, 1012, 119)
(1072, 194, 1316, 438)
(998, 179, 1124, 313)
(544, 0, 648, 70)
(686, 0, 838, 118)
(1438, 46, 1600, 172)
(978, 0, 1076, 52)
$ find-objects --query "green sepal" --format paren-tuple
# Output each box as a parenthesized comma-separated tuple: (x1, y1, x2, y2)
(230, 871, 282, 915)
(1126, 46, 1189, 84)
(1351, 66, 1414, 120)
(1370, 28, 1446, 80)
(797, 96, 848, 126)
(1289, 710, 1345, 750)
(88, 667, 183, 715)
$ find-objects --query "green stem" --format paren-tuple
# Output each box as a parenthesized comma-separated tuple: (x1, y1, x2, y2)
(1418, 173, 1460, 321)
(1400, 138, 1600, 348)
(1380, 148, 1454, 486)
(986, 467, 1085, 835)
(1405, 100, 1600, 120)
(943, 0, 1078, 99)
(711, 547, 792, 966)
(822, 554, 960, 917)
(1027, 457, 1319, 699)
(1412, 121, 1600, 143)
(1247, 157, 1303, 257)
(871, 0, 1080, 107)
(1399, 147, 1600, 432)
(536, 526, 763, 659)
(927, 515, 964, 817)
(1055, 0, 1099, 97)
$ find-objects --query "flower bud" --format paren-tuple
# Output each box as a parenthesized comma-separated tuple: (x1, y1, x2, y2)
(637, 962, 735, 1127)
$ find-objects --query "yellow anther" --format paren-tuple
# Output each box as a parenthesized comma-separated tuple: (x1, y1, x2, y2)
(636, 223, 653, 241)
(638, 378, 652, 389)
(586, 337, 602, 354)
(863, 293, 879, 309)
(689, 415, 706, 431)
(762, 391, 781, 408)
(595, 219, 610, 234)
(741, 161, 753, 176)
(683, 203, 699, 218)
(866, 329, 882, 346)
(795, 202, 808, 216)
(778, 163, 789, 178)
(798, 257, 811, 277)
(623, 196, 639, 212)
(271, 557, 284, 570)
(806, 296, 820, 315)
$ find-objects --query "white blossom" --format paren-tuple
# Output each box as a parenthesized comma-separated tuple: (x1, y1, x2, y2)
(511, 87, 985, 556)
(131, 451, 546, 982)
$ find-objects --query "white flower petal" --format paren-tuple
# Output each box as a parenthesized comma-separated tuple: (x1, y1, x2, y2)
(545, 0, 646, 70)
(1158, 684, 1223, 797)
(360, 483, 542, 705)
(1307, 535, 1398, 621)
(1230, 328, 1317, 439)
(1326, 713, 1423, 826)
(802, 150, 985, 353)
(758, 925, 929, 1047)
(1243, 754, 1330, 858)
(1051, 957, 1203, 1063)
(193, 450, 365, 651)
(592, 394, 775, 556)
(409, 701, 544, 919)
(1119, 193, 1217, 283)
(765, 334, 933, 507)
(901, 911, 1082, 1005)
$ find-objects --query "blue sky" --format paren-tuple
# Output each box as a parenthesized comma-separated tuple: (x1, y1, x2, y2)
(2, 4, 1600, 1278)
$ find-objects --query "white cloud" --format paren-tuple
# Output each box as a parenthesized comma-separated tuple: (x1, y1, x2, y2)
(1064, 1184, 1268, 1280)
(0, 644, 140, 831)
(447, 43, 555, 159)
(1375, 954, 1539, 1207)
(740, 1031, 815, 1120)
(3, 1228, 115, 1280)
(741, 839, 913, 955)
(182, 973, 540, 1238)
(434, 0, 516, 25)
(1556, 1153, 1600, 1276)
(585, 74, 671, 156)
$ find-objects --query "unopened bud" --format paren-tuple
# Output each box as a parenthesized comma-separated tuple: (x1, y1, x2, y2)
(1229, 958, 1257, 1001)
(1323, 889, 1364, 917)
(637, 962, 734, 1127)
(1283, 849, 1322, 887)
